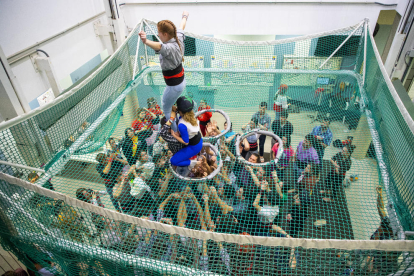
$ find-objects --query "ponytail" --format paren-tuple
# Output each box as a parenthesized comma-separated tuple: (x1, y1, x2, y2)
(157, 20, 184, 62)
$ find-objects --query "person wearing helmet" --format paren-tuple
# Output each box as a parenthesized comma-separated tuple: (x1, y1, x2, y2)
(169, 96, 203, 175)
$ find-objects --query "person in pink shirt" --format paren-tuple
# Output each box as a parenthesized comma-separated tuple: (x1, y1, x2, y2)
(271, 136, 294, 182)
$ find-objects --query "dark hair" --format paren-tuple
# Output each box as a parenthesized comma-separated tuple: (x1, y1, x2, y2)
(280, 110, 289, 119)
(125, 127, 134, 138)
(345, 144, 356, 155)
(147, 97, 156, 108)
(223, 185, 236, 200)
(305, 134, 316, 148)
(308, 163, 321, 177)
(76, 188, 88, 202)
(200, 98, 207, 104)
(250, 153, 261, 163)
(322, 117, 331, 124)
(108, 137, 115, 144)
(347, 136, 354, 141)
(160, 116, 167, 126)
(28, 172, 38, 182)
(96, 153, 106, 164)
(260, 101, 268, 108)
(14, 268, 29, 276)
(64, 139, 73, 148)
(283, 136, 291, 148)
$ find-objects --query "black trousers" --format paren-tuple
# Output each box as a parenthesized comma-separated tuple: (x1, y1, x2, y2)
(289, 206, 308, 237)
(258, 135, 266, 157)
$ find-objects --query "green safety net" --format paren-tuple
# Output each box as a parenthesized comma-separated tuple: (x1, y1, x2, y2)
(0, 19, 414, 276)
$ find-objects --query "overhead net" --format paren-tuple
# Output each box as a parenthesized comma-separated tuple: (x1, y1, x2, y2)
(0, 19, 413, 276)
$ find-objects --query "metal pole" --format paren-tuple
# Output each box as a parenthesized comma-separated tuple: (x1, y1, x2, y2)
(319, 20, 365, 69)
(0, 160, 45, 173)
(132, 21, 143, 80)
(363, 19, 368, 86)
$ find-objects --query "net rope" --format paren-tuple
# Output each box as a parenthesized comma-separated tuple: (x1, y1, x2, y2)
(0, 19, 413, 276)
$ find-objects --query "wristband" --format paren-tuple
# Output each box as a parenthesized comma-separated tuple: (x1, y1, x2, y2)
(182, 15, 188, 19)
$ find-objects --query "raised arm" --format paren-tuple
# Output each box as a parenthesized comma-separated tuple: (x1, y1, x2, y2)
(246, 166, 261, 189)
(180, 11, 189, 30)
(376, 187, 387, 220)
(208, 186, 233, 215)
(158, 169, 173, 198)
(177, 199, 188, 227)
(138, 31, 162, 51)
(271, 170, 284, 199)
(113, 176, 127, 198)
(159, 193, 179, 210)
(103, 153, 116, 174)
(253, 193, 262, 212)
(242, 138, 250, 151)
(202, 194, 215, 231)
(189, 193, 206, 230)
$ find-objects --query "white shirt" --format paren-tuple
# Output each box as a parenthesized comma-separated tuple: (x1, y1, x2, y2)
(258, 205, 279, 224)
(275, 94, 288, 109)
(178, 118, 200, 139)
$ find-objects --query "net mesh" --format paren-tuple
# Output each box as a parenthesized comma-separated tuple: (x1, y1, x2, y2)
(0, 20, 413, 276)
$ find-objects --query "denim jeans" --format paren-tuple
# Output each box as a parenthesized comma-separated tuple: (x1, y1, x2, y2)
(162, 79, 186, 132)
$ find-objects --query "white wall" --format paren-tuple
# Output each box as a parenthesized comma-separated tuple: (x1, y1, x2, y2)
(120, 1, 398, 36)
(0, 0, 108, 107)
(0, 0, 410, 113)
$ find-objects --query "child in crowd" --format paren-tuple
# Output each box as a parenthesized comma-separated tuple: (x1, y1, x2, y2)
(197, 99, 212, 136)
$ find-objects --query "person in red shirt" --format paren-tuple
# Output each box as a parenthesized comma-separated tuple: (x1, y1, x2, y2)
(132, 107, 157, 133)
(197, 99, 212, 136)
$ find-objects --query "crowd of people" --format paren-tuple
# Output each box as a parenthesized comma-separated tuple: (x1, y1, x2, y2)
(21, 11, 396, 275)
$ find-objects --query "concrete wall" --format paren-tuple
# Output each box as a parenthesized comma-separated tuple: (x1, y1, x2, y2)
(120, 1, 398, 35)
(0, 0, 108, 109)
(0, 0, 411, 117)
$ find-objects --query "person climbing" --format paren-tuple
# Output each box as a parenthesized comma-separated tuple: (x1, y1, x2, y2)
(170, 96, 203, 176)
(138, 11, 189, 131)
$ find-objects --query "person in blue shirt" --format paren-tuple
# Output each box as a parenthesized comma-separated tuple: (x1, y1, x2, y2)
(169, 96, 203, 175)
(311, 118, 333, 164)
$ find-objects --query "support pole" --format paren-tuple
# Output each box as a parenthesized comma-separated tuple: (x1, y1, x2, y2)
(0, 160, 45, 173)
(143, 20, 162, 42)
(319, 21, 365, 69)
(363, 19, 368, 86)
(132, 21, 143, 80)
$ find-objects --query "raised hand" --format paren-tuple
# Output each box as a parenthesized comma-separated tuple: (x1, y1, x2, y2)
(138, 31, 147, 44)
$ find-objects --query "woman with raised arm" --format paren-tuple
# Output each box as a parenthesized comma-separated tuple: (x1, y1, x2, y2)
(139, 11, 189, 131)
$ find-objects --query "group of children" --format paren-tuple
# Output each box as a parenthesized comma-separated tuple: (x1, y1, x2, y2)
(23, 12, 396, 275)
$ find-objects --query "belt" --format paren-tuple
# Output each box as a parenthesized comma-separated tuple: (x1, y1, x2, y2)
(162, 64, 185, 86)
(163, 67, 184, 79)
(188, 132, 202, 146)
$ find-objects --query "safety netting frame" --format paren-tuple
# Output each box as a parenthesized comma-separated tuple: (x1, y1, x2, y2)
(0, 18, 413, 276)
